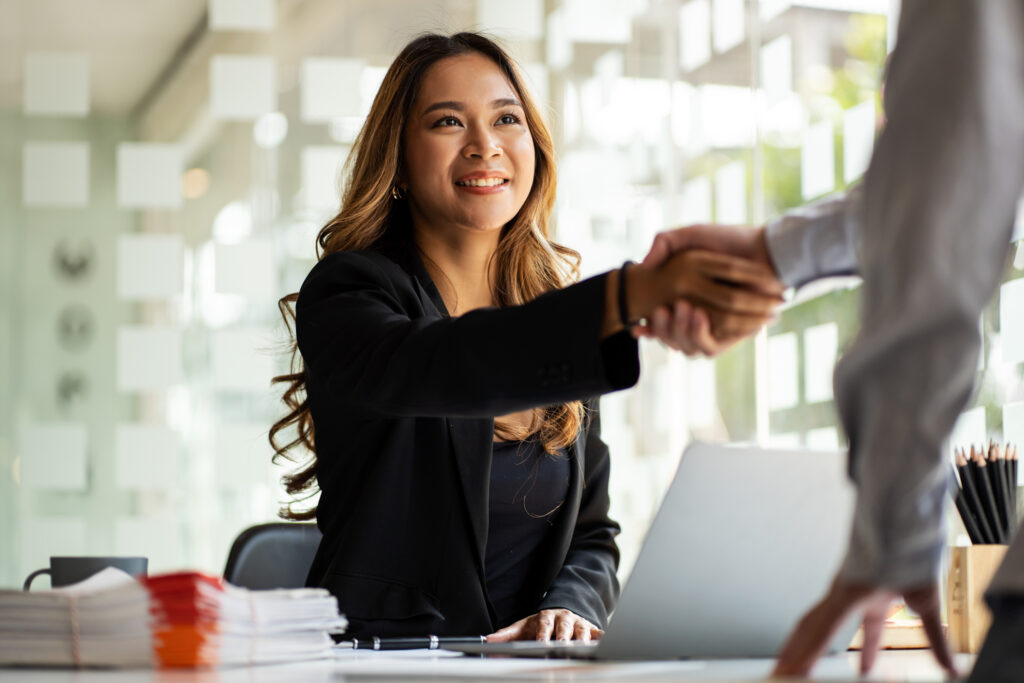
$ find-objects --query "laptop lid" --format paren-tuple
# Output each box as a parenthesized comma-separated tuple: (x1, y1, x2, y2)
(596, 443, 858, 660)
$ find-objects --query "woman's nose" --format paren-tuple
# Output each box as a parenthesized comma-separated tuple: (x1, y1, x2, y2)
(463, 126, 502, 159)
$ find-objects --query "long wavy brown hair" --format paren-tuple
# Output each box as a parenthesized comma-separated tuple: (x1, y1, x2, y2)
(270, 32, 584, 520)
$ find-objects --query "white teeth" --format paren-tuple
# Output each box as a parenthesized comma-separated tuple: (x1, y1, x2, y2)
(456, 177, 507, 187)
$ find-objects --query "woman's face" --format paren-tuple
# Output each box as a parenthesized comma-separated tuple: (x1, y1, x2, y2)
(402, 52, 536, 238)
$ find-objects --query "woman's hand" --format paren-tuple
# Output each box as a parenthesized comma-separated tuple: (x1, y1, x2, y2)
(486, 608, 604, 642)
(627, 249, 784, 340)
(629, 224, 786, 356)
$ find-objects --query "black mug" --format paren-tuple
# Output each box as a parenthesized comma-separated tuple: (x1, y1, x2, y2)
(23, 556, 148, 591)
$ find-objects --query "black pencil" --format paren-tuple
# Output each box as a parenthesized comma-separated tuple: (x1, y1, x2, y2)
(972, 446, 1006, 543)
(1010, 444, 1019, 532)
(995, 442, 1014, 538)
(951, 456, 983, 544)
(986, 442, 1010, 539)
(958, 449, 996, 544)
(954, 485, 984, 544)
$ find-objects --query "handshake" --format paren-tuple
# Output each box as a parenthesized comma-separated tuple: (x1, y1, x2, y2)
(621, 223, 784, 356)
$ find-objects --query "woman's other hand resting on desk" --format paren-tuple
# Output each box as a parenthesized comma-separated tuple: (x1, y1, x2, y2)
(486, 608, 603, 642)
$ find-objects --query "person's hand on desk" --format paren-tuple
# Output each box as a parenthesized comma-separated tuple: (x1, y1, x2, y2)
(629, 224, 784, 356)
(486, 608, 603, 642)
(772, 575, 957, 678)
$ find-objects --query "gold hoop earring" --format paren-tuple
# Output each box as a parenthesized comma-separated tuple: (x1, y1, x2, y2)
(391, 185, 405, 200)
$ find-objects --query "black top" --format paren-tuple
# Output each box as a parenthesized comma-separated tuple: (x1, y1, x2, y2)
(296, 232, 639, 637)
(486, 439, 571, 627)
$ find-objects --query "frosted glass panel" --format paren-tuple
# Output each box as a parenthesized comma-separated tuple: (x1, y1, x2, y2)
(801, 120, 835, 200)
(714, 161, 746, 225)
(803, 323, 838, 403)
(215, 423, 275, 485)
(843, 99, 876, 183)
(210, 328, 276, 392)
(210, 56, 275, 121)
(1000, 278, 1024, 364)
(477, 0, 544, 40)
(546, 8, 572, 70)
(301, 146, 349, 215)
(23, 142, 89, 206)
(712, 0, 744, 54)
(301, 58, 365, 123)
(700, 85, 755, 148)
(768, 332, 798, 410)
(760, 35, 792, 99)
(209, 0, 275, 31)
(115, 425, 180, 489)
(117, 143, 183, 208)
(214, 240, 275, 298)
(680, 0, 712, 71)
(565, 0, 633, 43)
(680, 176, 712, 224)
(117, 327, 183, 391)
(19, 422, 88, 490)
(117, 234, 185, 300)
(523, 63, 550, 108)
(24, 52, 89, 116)
(1004, 402, 1024, 483)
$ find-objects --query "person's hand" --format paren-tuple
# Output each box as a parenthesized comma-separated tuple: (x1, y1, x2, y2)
(486, 608, 603, 642)
(630, 247, 783, 354)
(634, 224, 783, 356)
(772, 576, 957, 678)
(643, 223, 775, 271)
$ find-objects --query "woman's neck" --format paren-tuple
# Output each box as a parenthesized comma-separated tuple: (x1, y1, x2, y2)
(414, 225, 500, 316)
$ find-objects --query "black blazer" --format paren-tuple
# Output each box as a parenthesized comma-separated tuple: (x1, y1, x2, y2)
(296, 236, 640, 637)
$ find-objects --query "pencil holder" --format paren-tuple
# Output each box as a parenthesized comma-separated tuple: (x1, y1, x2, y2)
(947, 544, 1008, 653)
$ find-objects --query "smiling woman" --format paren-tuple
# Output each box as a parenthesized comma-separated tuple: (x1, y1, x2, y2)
(268, 31, 782, 642)
(402, 52, 535, 242)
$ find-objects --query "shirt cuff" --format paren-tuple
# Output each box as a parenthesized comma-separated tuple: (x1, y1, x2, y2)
(837, 476, 949, 590)
(765, 190, 861, 288)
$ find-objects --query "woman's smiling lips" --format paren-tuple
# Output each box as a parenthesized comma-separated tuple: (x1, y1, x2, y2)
(454, 171, 510, 194)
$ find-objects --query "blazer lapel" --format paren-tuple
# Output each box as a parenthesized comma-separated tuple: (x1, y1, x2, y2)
(558, 427, 586, 542)
(447, 417, 493, 578)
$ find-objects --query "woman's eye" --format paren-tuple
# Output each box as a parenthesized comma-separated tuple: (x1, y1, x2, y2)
(498, 113, 521, 125)
(434, 116, 461, 127)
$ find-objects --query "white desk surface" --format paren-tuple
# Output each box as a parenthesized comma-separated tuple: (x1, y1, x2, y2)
(0, 650, 974, 682)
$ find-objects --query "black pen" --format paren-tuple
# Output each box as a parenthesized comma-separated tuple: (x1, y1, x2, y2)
(339, 635, 486, 650)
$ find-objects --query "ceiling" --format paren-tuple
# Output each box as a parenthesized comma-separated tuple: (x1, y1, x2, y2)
(0, 0, 208, 115)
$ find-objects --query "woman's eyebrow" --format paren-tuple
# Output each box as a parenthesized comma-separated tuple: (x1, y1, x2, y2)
(421, 97, 522, 116)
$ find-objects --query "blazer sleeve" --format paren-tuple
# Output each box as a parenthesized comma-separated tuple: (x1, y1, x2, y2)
(537, 400, 621, 628)
(296, 251, 639, 418)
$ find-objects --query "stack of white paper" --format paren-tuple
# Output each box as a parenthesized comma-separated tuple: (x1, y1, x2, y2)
(0, 568, 153, 667)
(0, 568, 347, 669)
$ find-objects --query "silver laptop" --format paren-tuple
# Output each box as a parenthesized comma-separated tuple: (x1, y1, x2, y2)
(449, 443, 859, 660)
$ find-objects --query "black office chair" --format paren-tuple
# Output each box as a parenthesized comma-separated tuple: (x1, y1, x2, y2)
(222, 522, 322, 589)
